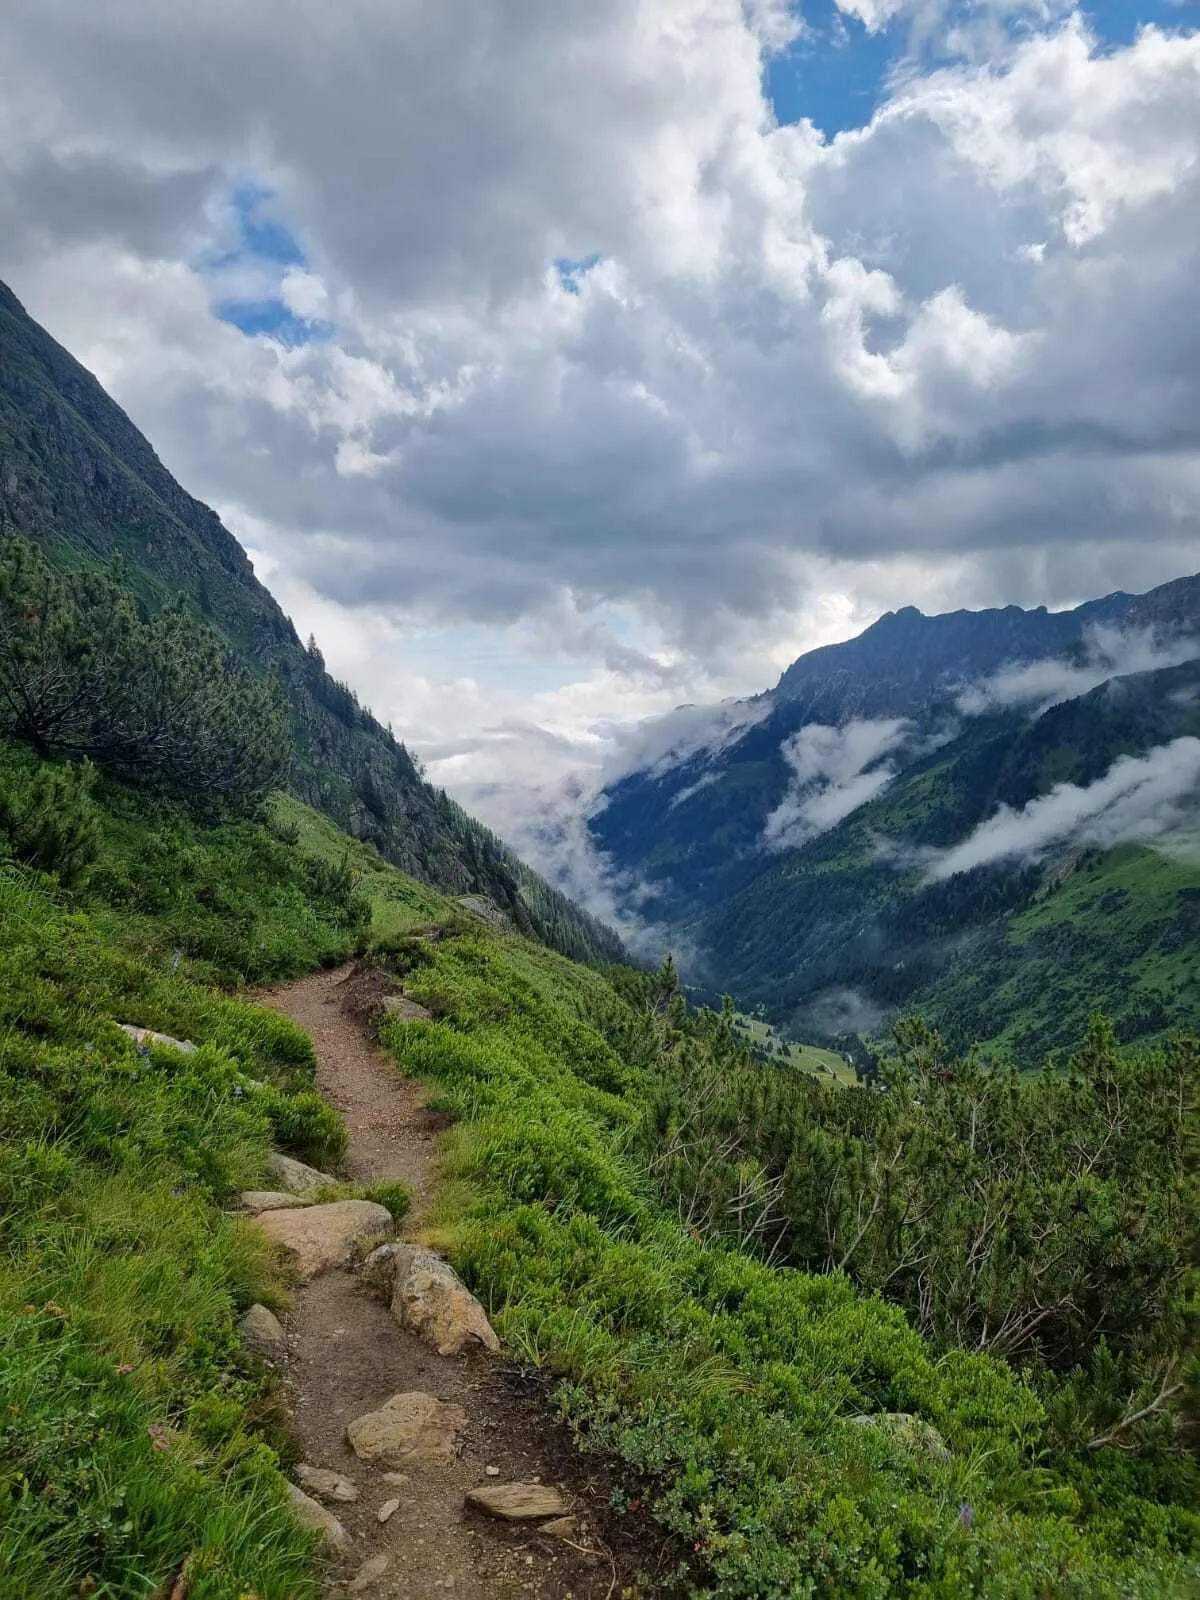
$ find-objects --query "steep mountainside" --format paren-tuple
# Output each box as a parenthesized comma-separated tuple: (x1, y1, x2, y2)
(0, 280, 623, 966)
(592, 585, 1200, 1060)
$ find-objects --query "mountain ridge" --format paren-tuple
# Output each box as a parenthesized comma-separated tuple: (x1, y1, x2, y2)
(0, 278, 624, 967)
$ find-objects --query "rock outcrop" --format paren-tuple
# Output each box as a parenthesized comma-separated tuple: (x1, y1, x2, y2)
(116, 1024, 197, 1055)
(239, 1189, 311, 1214)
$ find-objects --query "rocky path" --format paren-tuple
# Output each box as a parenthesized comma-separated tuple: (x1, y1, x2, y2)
(253, 965, 639, 1600)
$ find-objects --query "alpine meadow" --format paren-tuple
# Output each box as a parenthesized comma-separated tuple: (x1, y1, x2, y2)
(1, 2, 1199, 1597)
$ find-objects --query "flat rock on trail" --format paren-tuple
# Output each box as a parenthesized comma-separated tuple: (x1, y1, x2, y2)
(255, 966, 654, 1599)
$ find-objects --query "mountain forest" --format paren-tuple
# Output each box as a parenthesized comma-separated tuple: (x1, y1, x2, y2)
(0, 279, 1196, 1599)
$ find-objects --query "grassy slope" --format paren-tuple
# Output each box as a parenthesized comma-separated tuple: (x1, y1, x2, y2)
(2, 751, 1196, 1597)
(0, 281, 624, 970)
(923, 841, 1200, 1064)
(370, 942, 1196, 1593)
(0, 750, 398, 1599)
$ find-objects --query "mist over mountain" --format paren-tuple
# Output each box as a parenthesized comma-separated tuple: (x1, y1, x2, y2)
(586, 582, 1200, 1060)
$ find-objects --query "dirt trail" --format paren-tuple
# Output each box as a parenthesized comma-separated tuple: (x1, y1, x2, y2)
(256, 966, 641, 1600)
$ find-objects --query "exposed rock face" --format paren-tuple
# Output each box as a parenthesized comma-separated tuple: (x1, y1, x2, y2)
(238, 1302, 287, 1362)
(465, 1483, 568, 1521)
(849, 1412, 951, 1460)
(267, 1151, 336, 1194)
(256, 1200, 393, 1280)
(116, 1023, 197, 1055)
(293, 1463, 359, 1504)
(388, 1244, 501, 1357)
(239, 1189, 311, 1214)
(285, 1481, 353, 1553)
(345, 1391, 467, 1467)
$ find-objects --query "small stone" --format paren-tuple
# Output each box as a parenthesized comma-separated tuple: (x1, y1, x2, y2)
(349, 1553, 391, 1593)
(381, 994, 434, 1022)
(377, 1496, 401, 1523)
(382, 1472, 411, 1487)
(346, 1391, 467, 1467)
(238, 1303, 287, 1362)
(293, 1463, 358, 1504)
(485, 1465, 501, 1476)
(255, 1200, 393, 1281)
(267, 1150, 337, 1194)
(466, 1483, 568, 1521)
(540, 1516, 578, 1540)
(284, 1481, 353, 1554)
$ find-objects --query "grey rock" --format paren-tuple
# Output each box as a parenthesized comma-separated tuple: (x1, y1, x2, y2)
(117, 1023, 197, 1055)
(238, 1303, 287, 1362)
(239, 1189, 311, 1214)
(285, 1481, 353, 1553)
(349, 1554, 391, 1594)
(266, 1150, 336, 1194)
(848, 1411, 951, 1460)
(293, 1463, 358, 1503)
(377, 1496, 401, 1523)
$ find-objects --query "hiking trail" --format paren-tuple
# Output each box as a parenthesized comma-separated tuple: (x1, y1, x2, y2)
(254, 964, 643, 1600)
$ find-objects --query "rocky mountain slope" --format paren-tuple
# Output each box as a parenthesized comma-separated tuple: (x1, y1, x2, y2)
(0, 279, 623, 966)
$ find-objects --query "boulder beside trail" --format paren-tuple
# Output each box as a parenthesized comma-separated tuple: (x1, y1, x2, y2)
(465, 1483, 568, 1521)
(346, 1391, 467, 1467)
(386, 1244, 501, 1357)
(256, 1200, 393, 1280)
(285, 1481, 353, 1553)
(266, 1151, 336, 1194)
(238, 1302, 287, 1362)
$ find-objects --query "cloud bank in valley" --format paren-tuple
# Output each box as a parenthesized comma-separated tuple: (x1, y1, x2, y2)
(957, 625, 1200, 715)
(764, 718, 912, 849)
(925, 737, 1200, 879)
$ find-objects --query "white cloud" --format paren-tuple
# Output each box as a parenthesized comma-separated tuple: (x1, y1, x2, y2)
(764, 718, 912, 848)
(0, 2, 1198, 874)
(925, 736, 1200, 878)
(957, 624, 1200, 714)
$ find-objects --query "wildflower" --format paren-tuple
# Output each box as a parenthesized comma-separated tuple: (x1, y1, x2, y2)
(959, 1503, 974, 1530)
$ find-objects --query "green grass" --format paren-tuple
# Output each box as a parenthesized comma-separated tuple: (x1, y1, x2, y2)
(733, 1013, 859, 1084)
(375, 927, 1199, 1597)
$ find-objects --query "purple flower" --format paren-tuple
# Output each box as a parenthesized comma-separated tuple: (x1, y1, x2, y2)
(959, 1504, 974, 1531)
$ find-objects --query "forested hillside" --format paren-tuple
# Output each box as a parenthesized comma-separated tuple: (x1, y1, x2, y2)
(591, 582, 1200, 1060)
(0, 280, 623, 968)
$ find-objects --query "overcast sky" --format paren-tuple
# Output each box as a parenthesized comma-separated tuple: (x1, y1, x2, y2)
(2, 0, 1198, 844)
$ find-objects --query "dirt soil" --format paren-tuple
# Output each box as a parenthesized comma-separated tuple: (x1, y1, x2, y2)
(255, 965, 672, 1600)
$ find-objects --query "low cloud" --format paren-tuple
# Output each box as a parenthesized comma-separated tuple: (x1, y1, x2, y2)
(925, 736, 1200, 879)
(764, 718, 911, 850)
(957, 625, 1200, 716)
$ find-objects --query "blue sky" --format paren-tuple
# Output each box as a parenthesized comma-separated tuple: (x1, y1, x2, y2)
(766, 0, 1198, 137)
(204, 182, 329, 342)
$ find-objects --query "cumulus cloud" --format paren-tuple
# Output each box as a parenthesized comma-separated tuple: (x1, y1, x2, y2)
(925, 736, 1200, 878)
(1, 1, 1199, 879)
(764, 718, 911, 849)
(957, 624, 1200, 714)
